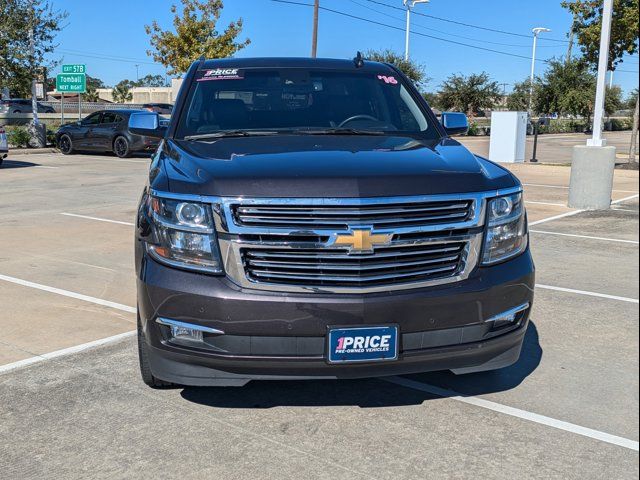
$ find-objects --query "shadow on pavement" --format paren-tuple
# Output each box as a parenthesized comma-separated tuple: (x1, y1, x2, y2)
(181, 321, 542, 409)
(0, 159, 42, 169)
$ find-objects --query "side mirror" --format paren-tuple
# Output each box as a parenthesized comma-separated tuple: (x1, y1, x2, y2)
(129, 112, 167, 139)
(441, 112, 469, 136)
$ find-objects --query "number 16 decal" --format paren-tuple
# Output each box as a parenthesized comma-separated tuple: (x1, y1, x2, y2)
(378, 75, 398, 85)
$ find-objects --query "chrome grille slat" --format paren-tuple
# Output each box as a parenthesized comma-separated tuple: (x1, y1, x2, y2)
(245, 245, 462, 260)
(237, 211, 469, 226)
(246, 254, 460, 271)
(236, 204, 469, 215)
(232, 199, 473, 230)
(249, 264, 458, 282)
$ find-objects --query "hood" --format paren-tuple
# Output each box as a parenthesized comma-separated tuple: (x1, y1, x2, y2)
(153, 135, 518, 198)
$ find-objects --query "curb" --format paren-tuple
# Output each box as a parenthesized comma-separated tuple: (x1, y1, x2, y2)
(6, 148, 58, 156)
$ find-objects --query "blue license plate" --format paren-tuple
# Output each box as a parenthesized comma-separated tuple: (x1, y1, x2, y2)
(327, 326, 398, 363)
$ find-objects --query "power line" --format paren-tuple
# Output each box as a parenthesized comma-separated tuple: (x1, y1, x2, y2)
(361, 0, 570, 44)
(271, 0, 551, 63)
(57, 48, 160, 66)
(347, 0, 562, 49)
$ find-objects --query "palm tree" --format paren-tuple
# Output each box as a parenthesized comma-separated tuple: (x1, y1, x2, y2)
(111, 83, 133, 103)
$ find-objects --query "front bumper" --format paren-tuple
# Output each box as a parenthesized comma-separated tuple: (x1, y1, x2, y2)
(137, 248, 535, 386)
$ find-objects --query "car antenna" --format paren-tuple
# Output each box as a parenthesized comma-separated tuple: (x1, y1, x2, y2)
(197, 55, 205, 70)
(353, 51, 364, 68)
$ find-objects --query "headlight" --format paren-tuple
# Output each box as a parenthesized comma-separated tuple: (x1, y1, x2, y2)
(482, 192, 528, 265)
(145, 195, 223, 274)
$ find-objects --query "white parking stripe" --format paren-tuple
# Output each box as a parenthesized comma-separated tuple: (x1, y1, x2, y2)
(0, 331, 135, 374)
(525, 201, 567, 207)
(524, 183, 639, 194)
(529, 209, 584, 226)
(530, 230, 639, 244)
(60, 212, 135, 226)
(612, 193, 640, 204)
(0, 273, 137, 313)
(383, 376, 639, 452)
(536, 284, 639, 304)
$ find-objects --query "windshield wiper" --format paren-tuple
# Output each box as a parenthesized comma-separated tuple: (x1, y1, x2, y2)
(184, 130, 280, 141)
(295, 128, 386, 136)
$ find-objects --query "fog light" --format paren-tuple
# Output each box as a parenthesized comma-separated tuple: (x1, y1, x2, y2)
(156, 317, 225, 343)
(485, 303, 529, 331)
(170, 325, 203, 342)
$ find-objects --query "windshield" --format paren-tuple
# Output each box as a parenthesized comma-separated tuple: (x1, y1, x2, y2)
(175, 68, 438, 139)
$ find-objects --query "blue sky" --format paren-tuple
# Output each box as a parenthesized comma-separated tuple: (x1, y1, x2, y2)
(49, 0, 639, 95)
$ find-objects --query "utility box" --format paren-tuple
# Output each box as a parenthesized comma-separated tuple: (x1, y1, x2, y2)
(489, 111, 528, 163)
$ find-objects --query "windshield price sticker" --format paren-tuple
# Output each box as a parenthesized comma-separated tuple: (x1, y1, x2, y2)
(377, 75, 398, 85)
(198, 68, 244, 81)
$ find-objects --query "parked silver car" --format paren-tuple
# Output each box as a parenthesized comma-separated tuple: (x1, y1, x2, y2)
(0, 99, 55, 114)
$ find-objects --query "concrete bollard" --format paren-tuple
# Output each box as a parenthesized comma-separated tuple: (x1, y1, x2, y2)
(568, 145, 616, 210)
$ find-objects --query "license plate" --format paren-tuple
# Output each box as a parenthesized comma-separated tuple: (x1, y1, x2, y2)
(327, 326, 398, 363)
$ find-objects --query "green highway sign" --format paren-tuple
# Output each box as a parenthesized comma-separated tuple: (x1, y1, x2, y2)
(61, 64, 86, 74)
(56, 73, 86, 93)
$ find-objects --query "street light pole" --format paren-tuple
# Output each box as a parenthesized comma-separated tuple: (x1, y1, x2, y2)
(403, 0, 429, 61)
(528, 27, 550, 113)
(587, 0, 614, 147)
(311, 0, 319, 58)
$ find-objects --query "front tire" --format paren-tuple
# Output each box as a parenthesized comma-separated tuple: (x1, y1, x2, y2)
(138, 313, 174, 389)
(113, 136, 131, 158)
(58, 134, 74, 155)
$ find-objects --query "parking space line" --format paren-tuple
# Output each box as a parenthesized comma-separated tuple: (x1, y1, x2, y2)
(0, 273, 137, 313)
(383, 376, 639, 452)
(529, 209, 584, 226)
(612, 193, 640, 204)
(60, 212, 135, 226)
(530, 230, 639, 244)
(525, 201, 567, 207)
(536, 284, 639, 304)
(0, 331, 135, 374)
(524, 183, 639, 194)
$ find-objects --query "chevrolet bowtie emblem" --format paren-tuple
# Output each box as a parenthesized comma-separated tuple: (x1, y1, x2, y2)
(333, 229, 393, 253)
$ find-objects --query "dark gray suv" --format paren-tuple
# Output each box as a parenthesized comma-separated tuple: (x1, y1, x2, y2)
(130, 57, 535, 388)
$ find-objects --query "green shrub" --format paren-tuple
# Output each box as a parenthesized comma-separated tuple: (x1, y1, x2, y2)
(538, 119, 588, 134)
(6, 126, 31, 148)
(46, 128, 57, 146)
(607, 118, 633, 131)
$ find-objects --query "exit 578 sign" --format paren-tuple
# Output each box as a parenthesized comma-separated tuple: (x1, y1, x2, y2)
(56, 64, 87, 93)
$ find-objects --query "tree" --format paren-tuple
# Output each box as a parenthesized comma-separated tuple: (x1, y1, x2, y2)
(112, 80, 133, 103)
(437, 72, 501, 116)
(422, 92, 440, 110)
(506, 80, 532, 112)
(83, 75, 105, 102)
(134, 74, 168, 87)
(0, 0, 67, 97)
(604, 85, 623, 116)
(365, 49, 429, 90)
(534, 58, 596, 119)
(145, 0, 250, 76)
(562, 0, 639, 71)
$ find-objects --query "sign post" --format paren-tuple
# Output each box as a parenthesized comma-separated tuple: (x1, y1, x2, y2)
(57, 64, 87, 121)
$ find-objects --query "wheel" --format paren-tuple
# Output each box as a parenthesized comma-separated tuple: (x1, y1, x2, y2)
(12, 109, 21, 114)
(113, 136, 131, 158)
(137, 313, 174, 388)
(58, 134, 74, 155)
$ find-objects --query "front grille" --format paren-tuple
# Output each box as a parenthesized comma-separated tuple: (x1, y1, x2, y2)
(241, 242, 467, 288)
(232, 200, 473, 230)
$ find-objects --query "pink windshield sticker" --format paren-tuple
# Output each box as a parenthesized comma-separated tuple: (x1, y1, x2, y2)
(377, 75, 398, 85)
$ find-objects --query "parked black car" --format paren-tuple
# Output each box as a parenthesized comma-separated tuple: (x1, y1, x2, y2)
(0, 99, 55, 114)
(56, 109, 161, 158)
(131, 57, 534, 388)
